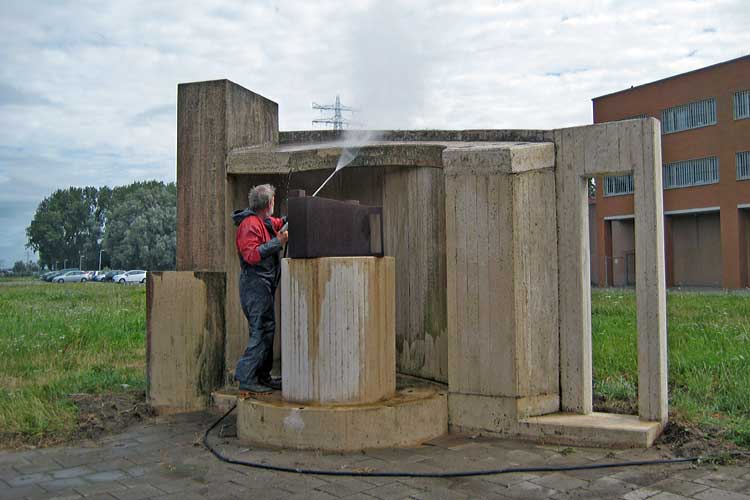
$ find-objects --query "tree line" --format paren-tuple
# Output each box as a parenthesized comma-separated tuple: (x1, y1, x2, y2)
(26, 181, 176, 271)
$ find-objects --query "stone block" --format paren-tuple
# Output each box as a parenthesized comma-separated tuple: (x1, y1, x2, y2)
(445, 144, 559, 425)
(146, 271, 226, 413)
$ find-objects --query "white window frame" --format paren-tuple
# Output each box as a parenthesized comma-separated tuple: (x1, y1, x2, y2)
(734, 90, 750, 120)
(661, 98, 717, 134)
(663, 156, 719, 189)
(603, 174, 634, 196)
(738, 151, 750, 181)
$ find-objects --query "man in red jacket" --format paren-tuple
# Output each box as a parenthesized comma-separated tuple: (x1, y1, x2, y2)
(231, 184, 288, 395)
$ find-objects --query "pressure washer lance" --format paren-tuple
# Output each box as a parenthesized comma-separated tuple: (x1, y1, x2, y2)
(311, 147, 359, 197)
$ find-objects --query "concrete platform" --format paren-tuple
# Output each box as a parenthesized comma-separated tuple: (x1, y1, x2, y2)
(236, 386, 448, 451)
(516, 412, 663, 448)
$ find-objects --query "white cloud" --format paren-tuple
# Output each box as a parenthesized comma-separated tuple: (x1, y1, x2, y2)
(0, 0, 748, 264)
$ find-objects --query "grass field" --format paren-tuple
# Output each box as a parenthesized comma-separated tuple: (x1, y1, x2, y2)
(1, 280, 748, 448)
(0, 280, 145, 445)
(593, 288, 750, 447)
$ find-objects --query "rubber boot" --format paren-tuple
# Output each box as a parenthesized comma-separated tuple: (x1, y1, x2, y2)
(238, 381, 273, 398)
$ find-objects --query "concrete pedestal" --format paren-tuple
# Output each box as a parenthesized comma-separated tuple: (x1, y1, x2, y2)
(238, 256, 448, 450)
(281, 257, 396, 405)
(237, 387, 447, 451)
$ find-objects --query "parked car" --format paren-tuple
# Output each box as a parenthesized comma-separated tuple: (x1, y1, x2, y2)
(114, 270, 147, 284)
(55, 270, 89, 283)
(101, 270, 125, 282)
(44, 268, 79, 282)
(40, 271, 56, 281)
(92, 271, 108, 282)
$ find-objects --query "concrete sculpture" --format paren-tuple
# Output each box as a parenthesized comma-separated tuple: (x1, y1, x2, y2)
(146, 79, 667, 449)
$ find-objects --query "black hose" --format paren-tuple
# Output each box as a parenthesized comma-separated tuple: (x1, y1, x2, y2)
(203, 404, 746, 478)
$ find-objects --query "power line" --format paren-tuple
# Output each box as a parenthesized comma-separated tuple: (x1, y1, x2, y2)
(312, 95, 359, 131)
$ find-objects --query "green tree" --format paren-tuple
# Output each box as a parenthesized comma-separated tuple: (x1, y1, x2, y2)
(26, 187, 103, 269)
(102, 181, 176, 270)
(12, 261, 26, 274)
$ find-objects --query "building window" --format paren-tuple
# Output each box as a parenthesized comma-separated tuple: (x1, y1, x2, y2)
(663, 156, 719, 189)
(603, 175, 634, 196)
(738, 151, 750, 180)
(734, 90, 750, 120)
(661, 98, 717, 134)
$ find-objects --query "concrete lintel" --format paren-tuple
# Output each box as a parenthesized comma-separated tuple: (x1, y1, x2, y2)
(227, 143, 446, 174)
(553, 119, 648, 176)
(279, 128, 554, 145)
(442, 142, 554, 176)
(739, 203, 750, 209)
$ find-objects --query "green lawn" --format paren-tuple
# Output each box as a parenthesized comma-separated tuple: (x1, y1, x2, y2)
(1, 280, 748, 448)
(0, 280, 145, 444)
(593, 288, 750, 447)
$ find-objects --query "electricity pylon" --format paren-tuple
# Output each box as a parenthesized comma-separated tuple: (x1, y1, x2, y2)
(312, 95, 358, 131)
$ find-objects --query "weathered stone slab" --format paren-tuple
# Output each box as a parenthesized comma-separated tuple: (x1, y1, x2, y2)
(146, 271, 225, 413)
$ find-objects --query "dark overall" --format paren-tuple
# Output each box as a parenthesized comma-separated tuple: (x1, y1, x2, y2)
(232, 209, 283, 388)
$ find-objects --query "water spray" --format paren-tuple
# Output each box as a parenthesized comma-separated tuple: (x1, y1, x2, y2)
(311, 147, 360, 197)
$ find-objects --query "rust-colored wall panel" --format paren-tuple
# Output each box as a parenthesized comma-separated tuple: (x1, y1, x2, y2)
(611, 219, 635, 287)
(671, 213, 722, 287)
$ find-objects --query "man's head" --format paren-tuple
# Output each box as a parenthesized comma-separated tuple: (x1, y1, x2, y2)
(248, 184, 276, 215)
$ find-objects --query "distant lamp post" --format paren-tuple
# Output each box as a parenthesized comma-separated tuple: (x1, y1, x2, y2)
(79, 255, 84, 270)
(64, 259, 68, 268)
(55, 260, 59, 270)
(99, 249, 106, 271)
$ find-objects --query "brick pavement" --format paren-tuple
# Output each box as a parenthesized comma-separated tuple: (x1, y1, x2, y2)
(0, 411, 748, 499)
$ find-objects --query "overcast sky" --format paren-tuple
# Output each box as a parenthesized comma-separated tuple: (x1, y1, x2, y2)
(0, 0, 747, 267)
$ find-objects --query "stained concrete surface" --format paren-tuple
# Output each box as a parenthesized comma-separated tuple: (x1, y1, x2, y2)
(2, 411, 749, 500)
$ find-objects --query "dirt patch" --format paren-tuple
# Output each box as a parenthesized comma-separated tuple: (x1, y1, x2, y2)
(594, 397, 748, 462)
(593, 394, 637, 415)
(0, 391, 155, 450)
(70, 391, 155, 442)
(657, 418, 746, 461)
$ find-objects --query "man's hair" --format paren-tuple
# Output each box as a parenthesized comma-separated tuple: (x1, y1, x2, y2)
(248, 184, 276, 211)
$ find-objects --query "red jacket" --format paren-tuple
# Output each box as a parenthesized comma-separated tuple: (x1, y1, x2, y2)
(236, 213, 285, 265)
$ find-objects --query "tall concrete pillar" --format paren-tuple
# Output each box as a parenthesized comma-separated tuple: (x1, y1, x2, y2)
(444, 143, 560, 431)
(634, 119, 668, 424)
(176, 80, 278, 271)
(176, 80, 279, 384)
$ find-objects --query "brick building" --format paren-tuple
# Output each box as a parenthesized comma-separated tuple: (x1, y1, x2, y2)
(592, 55, 750, 288)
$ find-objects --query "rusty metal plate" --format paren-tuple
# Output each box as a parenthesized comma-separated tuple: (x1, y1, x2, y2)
(287, 195, 384, 258)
